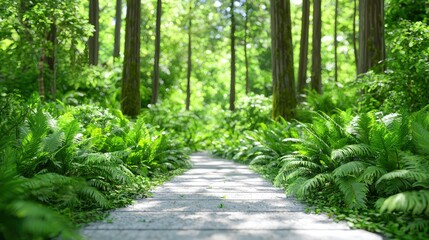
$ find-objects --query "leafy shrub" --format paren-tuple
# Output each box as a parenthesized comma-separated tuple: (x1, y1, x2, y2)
(215, 106, 429, 238)
(0, 95, 191, 239)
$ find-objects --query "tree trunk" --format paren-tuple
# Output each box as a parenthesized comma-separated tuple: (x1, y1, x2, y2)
(270, 0, 297, 120)
(186, 4, 192, 111)
(89, 0, 99, 66)
(358, 0, 385, 75)
(311, 0, 322, 94)
(46, 23, 57, 101)
(230, 0, 236, 111)
(353, 0, 358, 73)
(297, 0, 310, 95)
(121, 0, 141, 118)
(244, 0, 250, 95)
(113, 0, 122, 58)
(334, 0, 338, 83)
(38, 49, 45, 100)
(151, 0, 162, 104)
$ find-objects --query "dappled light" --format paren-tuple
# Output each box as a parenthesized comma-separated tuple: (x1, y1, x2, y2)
(1, 0, 428, 239)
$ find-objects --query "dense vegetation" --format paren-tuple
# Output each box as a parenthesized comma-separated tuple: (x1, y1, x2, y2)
(1, 0, 428, 239)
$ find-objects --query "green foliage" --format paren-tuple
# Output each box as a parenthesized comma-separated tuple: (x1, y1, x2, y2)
(0, 95, 190, 239)
(359, 21, 429, 112)
(215, 106, 429, 239)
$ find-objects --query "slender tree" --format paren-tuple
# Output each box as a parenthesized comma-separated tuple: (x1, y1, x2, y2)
(297, 0, 310, 95)
(270, 0, 296, 120)
(113, 0, 122, 58)
(334, 0, 338, 82)
(186, 3, 192, 111)
(230, 0, 236, 111)
(151, 0, 162, 104)
(311, 0, 322, 94)
(38, 49, 45, 99)
(358, 0, 385, 75)
(46, 23, 57, 100)
(244, 0, 250, 95)
(88, 0, 99, 65)
(353, 0, 358, 73)
(121, 0, 141, 118)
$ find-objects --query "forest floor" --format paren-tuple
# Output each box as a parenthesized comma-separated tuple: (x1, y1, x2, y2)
(81, 152, 384, 240)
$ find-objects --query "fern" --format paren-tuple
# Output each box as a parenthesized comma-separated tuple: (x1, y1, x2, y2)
(335, 177, 369, 209)
(296, 173, 334, 198)
(331, 144, 373, 162)
(378, 190, 429, 215)
(333, 161, 368, 177)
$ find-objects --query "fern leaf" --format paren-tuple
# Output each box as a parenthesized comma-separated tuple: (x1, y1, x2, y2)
(297, 173, 333, 197)
(331, 144, 373, 162)
(379, 190, 429, 215)
(335, 178, 368, 209)
(333, 161, 368, 177)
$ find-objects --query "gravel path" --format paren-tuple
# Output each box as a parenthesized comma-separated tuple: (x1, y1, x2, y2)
(82, 152, 383, 240)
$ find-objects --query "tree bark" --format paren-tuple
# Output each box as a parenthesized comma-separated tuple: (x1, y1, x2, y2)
(47, 23, 57, 101)
(334, 0, 338, 83)
(121, 0, 141, 118)
(186, 4, 192, 111)
(151, 0, 162, 104)
(353, 0, 358, 73)
(38, 49, 45, 100)
(230, 0, 236, 111)
(89, 0, 99, 65)
(270, 0, 297, 120)
(311, 0, 322, 94)
(297, 0, 310, 95)
(113, 0, 122, 58)
(244, 0, 250, 95)
(358, 0, 385, 75)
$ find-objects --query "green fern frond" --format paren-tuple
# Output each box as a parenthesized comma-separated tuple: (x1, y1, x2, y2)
(249, 155, 275, 165)
(333, 161, 368, 177)
(335, 177, 368, 209)
(378, 190, 429, 215)
(376, 170, 427, 185)
(42, 131, 65, 154)
(331, 144, 373, 162)
(5, 200, 80, 240)
(76, 184, 109, 208)
(284, 167, 311, 182)
(282, 158, 323, 172)
(296, 173, 334, 197)
(411, 120, 429, 155)
(359, 166, 387, 184)
(348, 113, 373, 144)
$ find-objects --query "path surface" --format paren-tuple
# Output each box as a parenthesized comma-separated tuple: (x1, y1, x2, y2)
(82, 152, 383, 240)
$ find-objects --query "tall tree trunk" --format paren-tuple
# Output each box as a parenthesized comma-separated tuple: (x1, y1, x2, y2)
(89, 0, 99, 65)
(113, 0, 122, 58)
(186, 3, 192, 111)
(311, 0, 322, 94)
(244, 0, 250, 95)
(38, 49, 45, 100)
(297, 0, 310, 95)
(121, 0, 141, 118)
(151, 0, 162, 104)
(47, 23, 57, 101)
(358, 0, 385, 75)
(334, 0, 338, 82)
(230, 0, 236, 111)
(353, 0, 358, 73)
(270, 0, 297, 120)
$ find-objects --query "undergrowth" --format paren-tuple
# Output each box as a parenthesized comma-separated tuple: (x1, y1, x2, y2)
(0, 93, 190, 240)
(211, 105, 429, 240)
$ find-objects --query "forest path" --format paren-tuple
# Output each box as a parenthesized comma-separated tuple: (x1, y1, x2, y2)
(82, 152, 382, 240)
